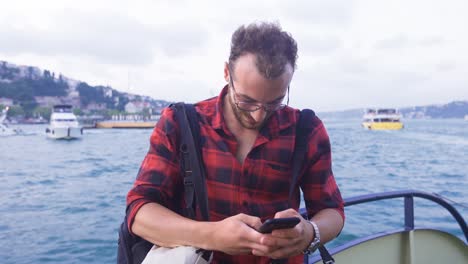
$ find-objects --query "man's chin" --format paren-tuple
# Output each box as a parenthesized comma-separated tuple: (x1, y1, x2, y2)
(240, 119, 263, 130)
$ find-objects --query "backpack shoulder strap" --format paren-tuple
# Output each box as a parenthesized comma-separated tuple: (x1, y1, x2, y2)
(289, 109, 315, 204)
(290, 109, 336, 264)
(171, 102, 210, 221)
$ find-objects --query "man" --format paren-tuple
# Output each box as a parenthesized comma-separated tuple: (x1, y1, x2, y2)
(126, 22, 344, 263)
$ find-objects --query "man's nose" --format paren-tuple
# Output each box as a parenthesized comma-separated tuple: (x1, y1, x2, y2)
(250, 108, 268, 122)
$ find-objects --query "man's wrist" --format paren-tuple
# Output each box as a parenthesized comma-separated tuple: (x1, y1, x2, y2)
(305, 220, 315, 244)
(193, 221, 215, 250)
(303, 221, 321, 255)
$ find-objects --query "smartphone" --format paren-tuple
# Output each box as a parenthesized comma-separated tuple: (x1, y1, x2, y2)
(258, 217, 301, 233)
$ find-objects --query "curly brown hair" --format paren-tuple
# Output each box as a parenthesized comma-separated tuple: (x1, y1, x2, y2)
(228, 22, 298, 79)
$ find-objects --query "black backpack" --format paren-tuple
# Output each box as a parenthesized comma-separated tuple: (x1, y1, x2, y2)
(117, 103, 210, 264)
(116, 106, 334, 264)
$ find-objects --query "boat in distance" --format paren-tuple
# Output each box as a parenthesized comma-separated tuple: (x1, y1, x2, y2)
(362, 108, 404, 130)
(1, 106, 22, 136)
(45, 105, 83, 139)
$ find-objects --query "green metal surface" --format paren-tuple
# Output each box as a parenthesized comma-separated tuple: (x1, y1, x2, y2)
(313, 229, 468, 264)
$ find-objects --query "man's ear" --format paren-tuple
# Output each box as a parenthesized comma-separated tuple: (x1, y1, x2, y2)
(223, 62, 230, 83)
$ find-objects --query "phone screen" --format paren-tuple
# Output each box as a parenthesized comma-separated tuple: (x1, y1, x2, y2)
(258, 217, 301, 233)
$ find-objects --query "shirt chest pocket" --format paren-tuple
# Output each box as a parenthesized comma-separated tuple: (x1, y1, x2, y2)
(255, 161, 291, 195)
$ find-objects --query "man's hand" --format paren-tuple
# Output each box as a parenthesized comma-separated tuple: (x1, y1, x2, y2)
(251, 209, 313, 259)
(207, 213, 272, 255)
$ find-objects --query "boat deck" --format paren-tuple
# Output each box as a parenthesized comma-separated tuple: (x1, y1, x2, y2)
(305, 190, 467, 264)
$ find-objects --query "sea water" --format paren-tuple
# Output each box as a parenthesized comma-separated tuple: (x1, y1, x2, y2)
(0, 119, 466, 264)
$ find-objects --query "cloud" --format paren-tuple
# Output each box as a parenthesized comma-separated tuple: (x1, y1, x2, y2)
(337, 57, 369, 74)
(299, 35, 343, 56)
(435, 61, 456, 72)
(1, 0, 467, 112)
(278, 0, 355, 26)
(0, 11, 156, 65)
(152, 24, 210, 57)
(0, 9, 210, 65)
(374, 34, 410, 50)
(374, 35, 447, 51)
(418, 36, 445, 47)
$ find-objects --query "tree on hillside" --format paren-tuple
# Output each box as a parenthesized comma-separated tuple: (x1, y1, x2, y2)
(0, 62, 19, 80)
(77, 82, 114, 108)
(27, 67, 34, 79)
(17, 93, 37, 117)
(34, 106, 52, 120)
(115, 94, 129, 111)
(43, 70, 52, 79)
(5, 105, 25, 117)
(0, 80, 34, 99)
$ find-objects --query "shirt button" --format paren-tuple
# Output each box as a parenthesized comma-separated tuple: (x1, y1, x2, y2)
(242, 201, 248, 207)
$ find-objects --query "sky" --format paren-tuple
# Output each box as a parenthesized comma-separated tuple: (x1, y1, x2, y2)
(1, 0, 467, 112)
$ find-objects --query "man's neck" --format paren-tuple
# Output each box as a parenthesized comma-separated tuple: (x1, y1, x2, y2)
(222, 96, 259, 164)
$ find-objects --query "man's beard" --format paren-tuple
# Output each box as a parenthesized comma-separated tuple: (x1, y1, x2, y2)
(228, 95, 271, 130)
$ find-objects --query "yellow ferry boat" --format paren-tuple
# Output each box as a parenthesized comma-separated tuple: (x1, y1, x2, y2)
(362, 108, 403, 130)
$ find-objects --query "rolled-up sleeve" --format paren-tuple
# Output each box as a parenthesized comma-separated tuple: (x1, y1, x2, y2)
(126, 107, 183, 234)
(301, 119, 345, 221)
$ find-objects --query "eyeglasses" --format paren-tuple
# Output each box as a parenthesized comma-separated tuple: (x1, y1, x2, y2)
(228, 65, 289, 112)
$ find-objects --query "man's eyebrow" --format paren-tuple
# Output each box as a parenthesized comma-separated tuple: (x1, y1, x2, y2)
(237, 92, 285, 103)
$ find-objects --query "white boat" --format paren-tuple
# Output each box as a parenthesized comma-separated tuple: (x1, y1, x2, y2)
(45, 105, 83, 139)
(362, 108, 404, 130)
(0, 106, 20, 136)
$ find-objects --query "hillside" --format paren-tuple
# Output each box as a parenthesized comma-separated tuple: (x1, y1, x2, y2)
(399, 101, 468, 119)
(2, 60, 467, 120)
(319, 101, 468, 119)
(0, 60, 172, 117)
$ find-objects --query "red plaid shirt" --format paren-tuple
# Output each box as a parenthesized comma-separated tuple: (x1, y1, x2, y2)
(126, 86, 344, 264)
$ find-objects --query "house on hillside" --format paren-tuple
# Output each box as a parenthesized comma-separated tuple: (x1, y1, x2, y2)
(84, 102, 107, 111)
(34, 96, 79, 108)
(125, 101, 152, 114)
(0, 97, 14, 106)
(34, 96, 62, 107)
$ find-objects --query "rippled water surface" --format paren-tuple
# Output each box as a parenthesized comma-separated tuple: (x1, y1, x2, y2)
(0, 119, 466, 264)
